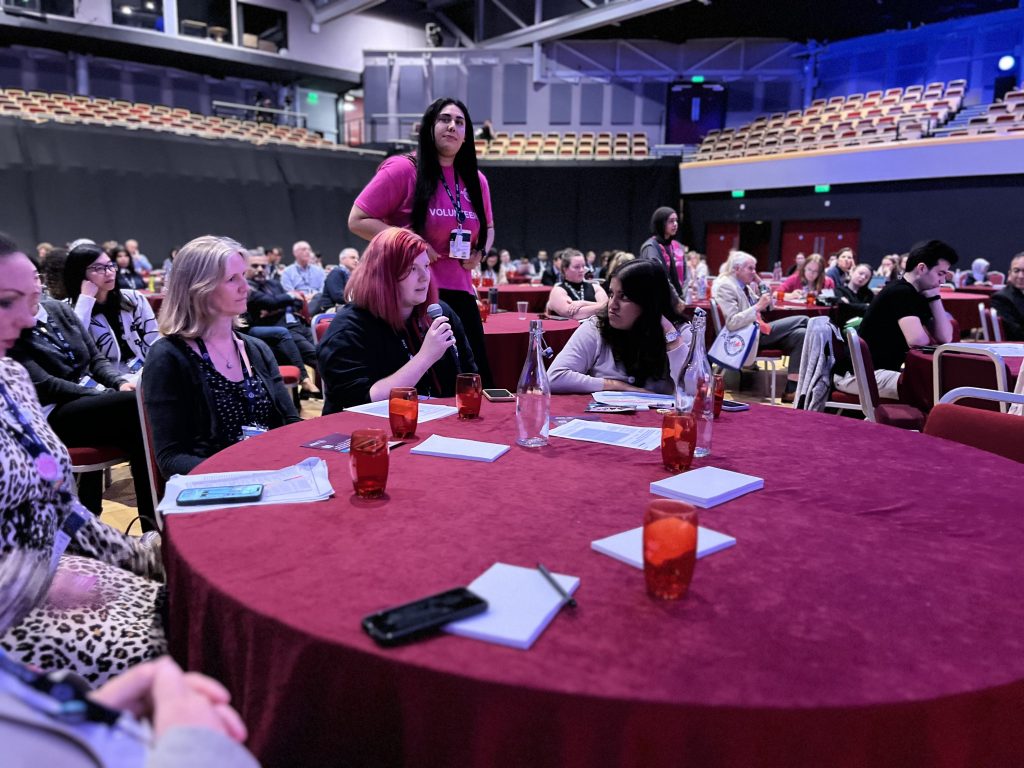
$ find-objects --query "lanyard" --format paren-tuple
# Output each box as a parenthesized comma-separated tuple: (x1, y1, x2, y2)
(32, 322, 76, 365)
(440, 173, 466, 228)
(195, 336, 264, 424)
(0, 650, 121, 726)
(563, 281, 588, 302)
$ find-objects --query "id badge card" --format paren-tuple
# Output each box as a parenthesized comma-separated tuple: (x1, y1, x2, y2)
(126, 357, 143, 373)
(78, 375, 105, 391)
(241, 425, 268, 440)
(449, 229, 471, 260)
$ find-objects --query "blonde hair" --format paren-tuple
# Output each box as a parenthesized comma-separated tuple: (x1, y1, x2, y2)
(159, 235, 247, 338)
(606, 250, 635, 276)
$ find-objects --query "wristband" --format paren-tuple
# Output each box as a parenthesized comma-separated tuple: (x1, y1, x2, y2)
(665, 330, 680, 343)
(926, 294, 942, 303)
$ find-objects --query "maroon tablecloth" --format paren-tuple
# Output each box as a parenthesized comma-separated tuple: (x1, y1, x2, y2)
(476, 284, 551, 313)
(165, 399, 1024, 768)
(482, 312, 577, 390)
(938, 291, 990, 334)
(902, 347, 1023, 411)
(956, 284, 1000, 296)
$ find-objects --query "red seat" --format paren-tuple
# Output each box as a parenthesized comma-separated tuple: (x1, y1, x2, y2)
(279, 365, 301, 385)
(846, 327, 925, 430)
(924, 404, 1024, 463)
(67, 445, 125, 470)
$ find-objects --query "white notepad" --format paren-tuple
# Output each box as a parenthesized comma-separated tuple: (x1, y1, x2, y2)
(591, 526, 736, 569)
(649, 466, 764, 508)
(344, 400, 458, 422)
(443, 563, 579, 650)
(410, 434, 510, 462)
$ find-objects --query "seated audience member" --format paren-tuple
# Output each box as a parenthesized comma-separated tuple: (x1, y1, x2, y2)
(780, 253, 835, 301)
(498, 249, 513, 276)
(244, 251, 318, 380)
(62, 243, 158, 376)
(317, 228, 476, 414)
(989, 252, 1024, 341)
(786, 251, 807, 277)
(124, 238, 153, 273)
(835, 263, 876, 326)
(537, 250, 561, 286)
(281, 240, 325, 302)
(10, 265, 157, 529)
(585, 250, 601, 279)
(479, 249, 506, 285)
(267, 245, 285, 277)
(112, 245, 147, 291)
(639, 206, 686, 311)
(825, 247, 855, 288)
(36, 242, 55, 263)
(876, 254, 898, 279)
(833, 240, 958, 400)
(713, 251, 807, 403)
(546, 249, 608, 320)
(143, 236, 300, 479)
(962, 257, 991, 286)
(312, 247, 360, 315)
(0, 234, 166, 684)
(601, 251, 635, 294)
(531, 250, 550, 278)
(684, 249, 709, 285)
(549, 260, 690, 394)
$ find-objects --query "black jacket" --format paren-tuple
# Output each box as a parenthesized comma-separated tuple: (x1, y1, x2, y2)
(141, 334, 300, 478)
(317, 301, 477, 415)
(990, 285, 1024, 341)
(246, 277, 302, 328)
(834, 283, 875, 326)
(310, 267, 350, 316)
(11, 298, 127, 406)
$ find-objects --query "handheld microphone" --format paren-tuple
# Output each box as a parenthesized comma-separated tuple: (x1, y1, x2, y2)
(426, 303, 461, 373)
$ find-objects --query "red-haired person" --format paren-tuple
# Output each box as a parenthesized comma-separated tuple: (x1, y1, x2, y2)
(317, 228, 477, 414)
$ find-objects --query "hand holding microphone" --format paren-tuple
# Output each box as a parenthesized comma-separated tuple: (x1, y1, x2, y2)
(423, 303, 461, 371)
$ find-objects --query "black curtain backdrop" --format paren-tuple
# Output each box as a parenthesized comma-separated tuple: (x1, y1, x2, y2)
(0, 119, 681, 263)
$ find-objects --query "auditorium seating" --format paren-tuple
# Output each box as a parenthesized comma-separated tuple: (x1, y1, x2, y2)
(474, 129, 651, 160)
(0, 88, 342, 151)
(691, 80, 966, 162)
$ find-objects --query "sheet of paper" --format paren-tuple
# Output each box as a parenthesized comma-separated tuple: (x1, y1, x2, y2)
(591, 391, 675, 410)
(965, 343, 1024, 357)
(300, 433, 404, 453)
(410, 434, 510, 462)
(159, 457, 334, 514)
(549, 418, 660, 451)
(344, 400, 458, 423)
(443, 563, 579, 650)
(650, 466, 764, 508)
(591, 525, 736, 569)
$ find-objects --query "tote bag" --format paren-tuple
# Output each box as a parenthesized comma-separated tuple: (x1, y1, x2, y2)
(708, 324, 758, 370)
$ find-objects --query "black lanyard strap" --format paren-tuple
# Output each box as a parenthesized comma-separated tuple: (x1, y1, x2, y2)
(32, 322, 76, 365)
(195, 336, 264, 423)
(440, 173, 466, 226)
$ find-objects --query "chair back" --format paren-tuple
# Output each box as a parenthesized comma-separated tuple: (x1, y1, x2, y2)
(990, 309, 1004, 342)
(134, 380, 165, 529)
(925, 399, 1024, 464)
(987, 271, 1005, 286)
(312, 312, 336, 345)
(844, 327, 880, 420)
(977, 302, 991, 341)
(707, 298, 725, 335)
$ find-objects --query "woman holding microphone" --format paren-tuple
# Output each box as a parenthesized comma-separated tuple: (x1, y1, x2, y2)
(318, 228, 477, 414)
(348, 97, 494, 385)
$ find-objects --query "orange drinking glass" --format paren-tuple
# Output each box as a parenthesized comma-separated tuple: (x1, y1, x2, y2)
(643, 499, 699, 599)
(349, 428, 389, 498)
(477, 299, 489, 323)
(388, 387, 418, 439)
(456, 373, 483, 419)
(775, 289, 785, 304)
(805, 292, 816, 306)
(712, 373, 726, 419)
(661, 410, 697, 472)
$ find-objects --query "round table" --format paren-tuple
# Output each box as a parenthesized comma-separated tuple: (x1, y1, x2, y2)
(482, 312, 577, 390)
(956, 284, 1000, 296)
(902, 347, 1023, 411)
(937, 291, 990, 334)
(165, 399, 1024, 768)
(476, 284, 551, 313)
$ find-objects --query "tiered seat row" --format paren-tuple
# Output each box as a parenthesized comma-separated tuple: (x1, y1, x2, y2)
(0, 88, 343, 151)
(475, 130, 650, 160)
(948, 86, 1024, 137)
(694, 80, 966, 161)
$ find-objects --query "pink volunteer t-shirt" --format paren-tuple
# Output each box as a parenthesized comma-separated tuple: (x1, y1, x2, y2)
(354, 155, 494, 294)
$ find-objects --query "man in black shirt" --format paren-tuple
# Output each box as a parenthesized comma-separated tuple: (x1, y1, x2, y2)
(834, 240, 958, 400)
(989, 253, 1024, 341)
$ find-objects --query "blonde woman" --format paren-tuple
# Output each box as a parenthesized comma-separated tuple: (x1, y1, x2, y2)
(142, 236, 299, 479)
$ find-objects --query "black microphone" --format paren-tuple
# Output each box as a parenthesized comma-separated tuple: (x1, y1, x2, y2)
(426, 303, 461, 373)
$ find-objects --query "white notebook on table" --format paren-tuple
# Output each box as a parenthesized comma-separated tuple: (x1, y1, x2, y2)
(649, 466, 764, 508)
(443, 563, 579, 650)
(591, 526, 736, 569)
(410, 434, 510, 462)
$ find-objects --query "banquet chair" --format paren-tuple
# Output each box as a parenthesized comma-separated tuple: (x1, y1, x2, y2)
(709, 299, 781, 403)
(986, 271, 1005, 286)
(844, 328, 925, 429)
(977, 303, 1003, 342)
(69, 446, 126, 496)
(312, 312, 336, 390)
(134, 381, 165, 529)
(925, 388, 1024, 463)
(932, 343, 1011, 413)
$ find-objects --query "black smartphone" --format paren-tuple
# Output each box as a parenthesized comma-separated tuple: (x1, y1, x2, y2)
(362, 587, 488, 647)
(176, 484, 264, 506)
(483, 388, 516, 402)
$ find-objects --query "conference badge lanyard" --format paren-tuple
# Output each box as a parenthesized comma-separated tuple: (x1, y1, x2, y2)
(195, 336, 268, 439)
(0, 379, 89, 570)
(442, 173, 472, 260)
(32, 322, 76, 366)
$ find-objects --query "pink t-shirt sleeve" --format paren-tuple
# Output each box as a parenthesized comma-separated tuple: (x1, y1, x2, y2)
(353, 156, 415, 228)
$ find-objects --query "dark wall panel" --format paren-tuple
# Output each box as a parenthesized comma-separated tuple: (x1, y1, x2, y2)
(397, 66, 425, 115)
(465, 66, 492, 124)
(579, 83, 604, 125)
(611, 83, 635, 125)
(502, 64, 528, 124)
(433, 64, 461, 104)
(549, 83, 572, 125)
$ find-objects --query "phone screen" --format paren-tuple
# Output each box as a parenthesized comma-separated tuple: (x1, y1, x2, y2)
(176, 484, 264, 506)
(362, 587, 487, 646)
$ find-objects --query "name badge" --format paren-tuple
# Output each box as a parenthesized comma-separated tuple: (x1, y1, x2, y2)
(126, 357, 143, 373)
(241, 425, 268, 440)
(78, 375, 105, 391)
(449, 229, 471, 260)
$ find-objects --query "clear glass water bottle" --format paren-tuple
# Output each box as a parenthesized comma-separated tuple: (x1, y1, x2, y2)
(676, 309, 713, 457)
(515, 319, 551, 448)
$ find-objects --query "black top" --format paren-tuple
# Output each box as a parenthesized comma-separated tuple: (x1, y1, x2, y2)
(556, 280, 596, 303)
(191, 339, 274, 445)
(838, 279, 930, 376)
(246, 277, 302, 327)
(310, 267, 350, 316)
(990, 284, 1024, 341)
(10, 298, 127, 406)
(141, 334, 300, 479)
(834, 283, 875, 326)
(117, 269, 146, 290)
(317, 301, 477, 415)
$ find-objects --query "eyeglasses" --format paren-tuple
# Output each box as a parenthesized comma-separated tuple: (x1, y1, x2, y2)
(87, 263, 117, 274)
(436, 114, 466, 129)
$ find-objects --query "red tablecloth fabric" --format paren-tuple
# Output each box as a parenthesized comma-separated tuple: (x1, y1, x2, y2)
(482, 312, 577, 390)
(937, 291, 990, 333)
(476, 285, 551, 313)
(165, 399, 1024, 768)
(956, 284, 1000, 296)
(901, 348, 1023, 411)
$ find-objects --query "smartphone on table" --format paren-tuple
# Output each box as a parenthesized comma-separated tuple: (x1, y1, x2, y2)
(176, 484, 264, 506)
(362, 587, 488, 647)
(483, 388, 516, 402)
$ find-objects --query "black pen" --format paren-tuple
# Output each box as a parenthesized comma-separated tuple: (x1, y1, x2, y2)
(537, 563, 577, 609)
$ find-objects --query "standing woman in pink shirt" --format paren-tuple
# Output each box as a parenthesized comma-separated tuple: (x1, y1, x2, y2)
(348, 98, 495, 385)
